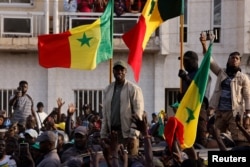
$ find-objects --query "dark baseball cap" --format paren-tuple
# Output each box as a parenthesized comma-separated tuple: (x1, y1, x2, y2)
(74, 126, 88, 136)
(113, 60, 127, 69)
(36, 131, 57, 143)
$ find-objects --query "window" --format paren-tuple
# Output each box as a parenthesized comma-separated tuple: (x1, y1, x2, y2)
(180, 26, 188, 43)
(70, 17, 96, 29)
(0, 89, 15, 117)
(165, 88, 179, 116)
(213, 0, 221, 43)
(74, 89, 103, 117)
(0, 0, 31, 3)
(113, 17, 138, 37)
(180, 0, 188, 42)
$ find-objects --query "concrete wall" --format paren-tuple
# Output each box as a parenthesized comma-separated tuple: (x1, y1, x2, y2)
(0, 51, 160, 116)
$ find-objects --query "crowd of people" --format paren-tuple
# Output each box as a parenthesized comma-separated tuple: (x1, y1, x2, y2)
(63, 0, 147, 14)
(0, 33, 250, 166)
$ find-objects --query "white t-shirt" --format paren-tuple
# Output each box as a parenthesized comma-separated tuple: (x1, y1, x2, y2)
(0, 155, 17, 167)
(35, 111, 48, 130)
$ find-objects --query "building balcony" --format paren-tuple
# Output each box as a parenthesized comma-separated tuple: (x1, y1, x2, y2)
(0, 10, 160, 53)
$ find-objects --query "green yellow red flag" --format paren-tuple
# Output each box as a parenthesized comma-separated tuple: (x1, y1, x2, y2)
(122, 0, 184, 82)
(165, 43, 213, 149)
(38, 0, 113, 70)
(157, 110, 166, 139)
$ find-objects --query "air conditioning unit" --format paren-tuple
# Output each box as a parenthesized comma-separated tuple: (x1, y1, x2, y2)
(1, 16, 33, 37)
(69, 16, 139, 37)
(113, 17, 138, 37)
(69, 17, 97, 29)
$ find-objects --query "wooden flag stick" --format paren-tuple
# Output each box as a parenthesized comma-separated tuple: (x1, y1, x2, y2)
(109, 58, 113, 84)
(179, 14, 184, 94)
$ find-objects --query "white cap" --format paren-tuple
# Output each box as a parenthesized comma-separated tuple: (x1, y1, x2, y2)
(25, 129, 38, 138)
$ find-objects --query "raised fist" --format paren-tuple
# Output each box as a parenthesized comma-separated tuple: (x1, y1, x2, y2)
(178, 69, 187, 80)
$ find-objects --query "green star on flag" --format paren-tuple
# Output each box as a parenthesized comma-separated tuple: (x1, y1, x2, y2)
(38, 0, 113, 70)
(185, 107, 195, 123)
(77, 33, 93, 47)
(148, 0, 155, 16)
(173, 43, 213, 149)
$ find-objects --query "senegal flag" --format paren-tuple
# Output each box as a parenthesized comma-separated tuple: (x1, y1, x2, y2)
(122, 0, 184, 82)
(38, 0, 113, 70)
(166, 43, 213, 149)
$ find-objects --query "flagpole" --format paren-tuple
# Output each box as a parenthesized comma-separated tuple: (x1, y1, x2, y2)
(109, 0, 114, 84)
(179, 14, 184, 94)
(109, 59, 113, 83)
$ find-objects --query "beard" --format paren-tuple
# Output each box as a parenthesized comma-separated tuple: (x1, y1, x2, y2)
(226, 63, 241, 76)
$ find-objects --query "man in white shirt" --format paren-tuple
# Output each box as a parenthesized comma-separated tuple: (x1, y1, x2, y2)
(64, 0, 77, 12)
(63, 0, 78, 30)
(0, 139, 17, 167)
(35, 102, 48, 131)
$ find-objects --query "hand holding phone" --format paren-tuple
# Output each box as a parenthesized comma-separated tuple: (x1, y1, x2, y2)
(16, 87, 22, 97)
(79, 153, 91, 167)
(19, 143, 29, 156)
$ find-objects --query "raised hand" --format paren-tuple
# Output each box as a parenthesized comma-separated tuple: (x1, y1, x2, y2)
(89, 148, 103, 167)
(100, 131, 121, 166)
(178, 69, 188, 80)
(67, 103, 76, 116)
(57, 97, 65, 108)
(200, 32, 207, 43)
(118, 144, 128, 164)
(131, 112, 148, 136)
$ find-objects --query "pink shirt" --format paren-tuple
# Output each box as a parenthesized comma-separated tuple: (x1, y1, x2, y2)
(77, 0, 94, 12)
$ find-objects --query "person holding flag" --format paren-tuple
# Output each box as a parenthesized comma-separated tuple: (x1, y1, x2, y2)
(165, 33, 214, 151)
(177, 46, 212, 148)
(200, 32, 250, 147)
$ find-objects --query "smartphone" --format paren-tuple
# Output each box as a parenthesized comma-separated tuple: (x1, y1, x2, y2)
(79, 153, 90, 167)
(19, 143, 29, 156)
(16, 87, 22, 97)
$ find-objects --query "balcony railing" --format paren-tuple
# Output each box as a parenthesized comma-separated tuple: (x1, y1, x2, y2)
(59, 12, 140, 37)
(0, 1, 159, 52)
(0, 10, 141, 38)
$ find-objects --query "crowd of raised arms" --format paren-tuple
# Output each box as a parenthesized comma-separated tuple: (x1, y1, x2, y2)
(0, 33, 250, 167)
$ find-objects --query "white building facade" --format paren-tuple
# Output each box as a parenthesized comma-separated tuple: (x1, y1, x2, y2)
(0, 0, 250, 118)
